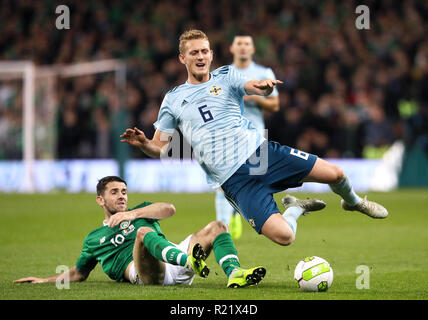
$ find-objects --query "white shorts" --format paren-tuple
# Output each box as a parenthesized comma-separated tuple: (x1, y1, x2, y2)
(128, 234, 195, 286)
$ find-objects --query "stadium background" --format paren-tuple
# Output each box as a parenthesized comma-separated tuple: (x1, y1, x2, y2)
(0, 0, 428, 302)
(1, 0, 427, 182)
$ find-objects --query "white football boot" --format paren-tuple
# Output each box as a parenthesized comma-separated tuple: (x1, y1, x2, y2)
(281, 195, 326, 216)
(341, 196, 388, 219)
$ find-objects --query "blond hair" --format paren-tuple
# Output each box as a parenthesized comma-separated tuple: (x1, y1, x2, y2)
(179, 29, 209, 54)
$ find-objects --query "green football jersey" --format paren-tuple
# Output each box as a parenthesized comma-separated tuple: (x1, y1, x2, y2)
(75, 201, 165, 282)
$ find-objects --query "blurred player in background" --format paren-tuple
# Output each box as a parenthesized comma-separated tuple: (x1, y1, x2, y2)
(215, 34, 280, 240)
(121, 29, 388, 251)
(14, 176, 266, 288)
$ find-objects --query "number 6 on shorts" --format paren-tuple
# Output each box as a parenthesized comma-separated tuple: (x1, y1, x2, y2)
(290, 148, 309, 160)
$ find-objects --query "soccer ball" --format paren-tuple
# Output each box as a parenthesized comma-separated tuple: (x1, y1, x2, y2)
(294, 256, 333, 292)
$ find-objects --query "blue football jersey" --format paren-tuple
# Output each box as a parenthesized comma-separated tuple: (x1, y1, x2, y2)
(154, 65, 265, 188)
(231, 62, 278, 134)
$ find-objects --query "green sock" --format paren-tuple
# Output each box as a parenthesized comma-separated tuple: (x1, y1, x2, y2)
(213, 232, 240, 277)
(143, 231, 188, 267)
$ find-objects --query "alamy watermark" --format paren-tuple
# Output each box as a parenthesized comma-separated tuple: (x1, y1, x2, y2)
(355, 5, 370, 30)
(355, 265, 370, 289)
(55, 265, 70, 290)
(158, 126, 271, 176)
(55, 5, 70, 30)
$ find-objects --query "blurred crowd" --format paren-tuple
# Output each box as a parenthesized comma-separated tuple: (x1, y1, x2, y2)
(0, 0, 427, 159)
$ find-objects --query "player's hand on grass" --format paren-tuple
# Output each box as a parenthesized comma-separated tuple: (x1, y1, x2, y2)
(13, 277, 48, 284)
(107, 211, 136, 228)
(120, 127, 148, 148)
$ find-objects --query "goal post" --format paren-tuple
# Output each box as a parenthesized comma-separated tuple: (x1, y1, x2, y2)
(0, 61, 35, 192)
(0, 59, 127, 192)
(40, 59, 128, 178)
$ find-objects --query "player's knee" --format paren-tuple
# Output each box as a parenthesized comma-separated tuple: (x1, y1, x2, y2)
(269, 229, 295, 246)
(276, 232, 295, 246)
(262, 214, 295, 246)
(206, 220, 228, 237)
(136, 227, 154, 241)
(197, 221, 228, 243)
(329, 164, 345, 184)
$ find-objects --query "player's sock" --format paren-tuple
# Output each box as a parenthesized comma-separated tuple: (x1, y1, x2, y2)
(215, 189, 235, 224)
(329, 176, 361, 206)
(282, 206, 304, 236)
(143, 231, 188, 266)
(213, 232, 240, 277)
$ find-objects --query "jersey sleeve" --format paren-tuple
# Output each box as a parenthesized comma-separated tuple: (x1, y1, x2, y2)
(75, 235, 98, 276)
(153, 94, 177, 134)
(228, 66, 249, 98)
(265, 67, 279, 97)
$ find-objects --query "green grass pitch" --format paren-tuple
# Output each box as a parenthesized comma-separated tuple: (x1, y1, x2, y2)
(1, 189, 427, 300)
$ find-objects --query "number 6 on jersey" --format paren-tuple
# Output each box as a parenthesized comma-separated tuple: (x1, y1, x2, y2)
(198, 105, 214, 123)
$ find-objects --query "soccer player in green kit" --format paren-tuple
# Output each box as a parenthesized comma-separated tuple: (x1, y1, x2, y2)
(14, 176, 265, 288)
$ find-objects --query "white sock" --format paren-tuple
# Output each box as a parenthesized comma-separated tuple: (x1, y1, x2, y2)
(215, 189, 235, 224)
(282, 206, 304, 236)
(329, 176, 361, 206)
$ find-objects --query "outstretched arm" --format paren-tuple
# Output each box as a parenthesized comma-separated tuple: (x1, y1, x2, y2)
(244, 79, 283, 97)
(120, 127, 171, 159)
(13, 266, 88, 284)
(243, 95, 280, 112)
(107, 202, 176, 227)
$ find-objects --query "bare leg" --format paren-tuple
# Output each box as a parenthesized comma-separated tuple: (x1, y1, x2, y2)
(302, 157, 361, 205)
(187, 221, 228, 257)
(260, 213, 295, 246)
(301, 157, 387, 218)
(132, 227, 165, 285)
(189, 221, 244, 277)
(301, 157, 344, 184)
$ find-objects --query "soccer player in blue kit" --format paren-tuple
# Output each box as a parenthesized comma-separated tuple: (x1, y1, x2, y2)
(121, 30, 388, 250)
(215, 34, 280, 239)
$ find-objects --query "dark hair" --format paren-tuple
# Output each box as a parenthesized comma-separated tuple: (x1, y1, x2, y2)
(232, 33, 252, 41)
(233, 30, 251, 37)
(96, 176, 127, 196)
